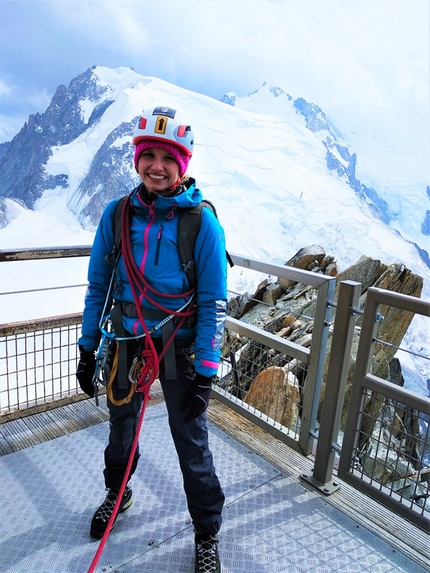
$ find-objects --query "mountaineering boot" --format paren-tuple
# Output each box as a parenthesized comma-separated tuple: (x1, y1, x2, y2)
(194, 533, 221, 573)
(90, 487, 133, 539)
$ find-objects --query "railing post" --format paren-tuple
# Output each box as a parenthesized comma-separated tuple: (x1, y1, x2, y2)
(301, 280, 361, 494)
(338, 288, 382, 478)
(298, 276, 336, 455)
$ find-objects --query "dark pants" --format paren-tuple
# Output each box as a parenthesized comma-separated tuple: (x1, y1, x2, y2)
(103, 338, 224, 536)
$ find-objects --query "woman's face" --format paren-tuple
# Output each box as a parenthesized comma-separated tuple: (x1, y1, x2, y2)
(136, 147, 180, 195)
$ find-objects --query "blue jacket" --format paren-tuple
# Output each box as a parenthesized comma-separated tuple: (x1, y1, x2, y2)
(78, 180, 227, 377)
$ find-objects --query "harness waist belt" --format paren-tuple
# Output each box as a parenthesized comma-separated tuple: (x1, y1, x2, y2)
(120, 302, 172, 321)
(118, 301, 177, 380)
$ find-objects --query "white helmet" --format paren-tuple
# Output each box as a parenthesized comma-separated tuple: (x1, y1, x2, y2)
(132, 106, 194, 157)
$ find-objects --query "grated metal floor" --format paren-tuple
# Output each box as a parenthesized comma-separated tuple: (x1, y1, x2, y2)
(0, 398, 428, 573)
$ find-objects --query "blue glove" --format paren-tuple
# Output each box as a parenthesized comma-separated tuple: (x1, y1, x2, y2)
(76, 345, 96, 397)
(179, 373, 213, 423)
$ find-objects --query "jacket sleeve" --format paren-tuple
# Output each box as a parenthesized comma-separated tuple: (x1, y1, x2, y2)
(77, 200, 118, 352)
(193, 207, 228, 377)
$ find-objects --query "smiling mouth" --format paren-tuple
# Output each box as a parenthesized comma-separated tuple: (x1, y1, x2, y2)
(147, 174, 166, 181)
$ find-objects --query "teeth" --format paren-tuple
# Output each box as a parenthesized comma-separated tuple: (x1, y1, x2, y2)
(148, 174, 164, 180)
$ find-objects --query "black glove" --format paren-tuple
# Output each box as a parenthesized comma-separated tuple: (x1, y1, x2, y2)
(179, 373, 213, 423)
(76, 345, 96, 397)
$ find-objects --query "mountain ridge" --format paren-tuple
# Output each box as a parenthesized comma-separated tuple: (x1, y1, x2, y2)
(0, 65, 428, 276)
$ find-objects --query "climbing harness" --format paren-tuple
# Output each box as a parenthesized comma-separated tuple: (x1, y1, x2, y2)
(92, 295, 194, 406)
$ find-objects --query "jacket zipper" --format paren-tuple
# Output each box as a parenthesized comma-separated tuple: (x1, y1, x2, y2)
(137, 205, 156, 308)
(154, 224, 164, 266)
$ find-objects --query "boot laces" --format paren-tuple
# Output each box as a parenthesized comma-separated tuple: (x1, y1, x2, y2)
(95, 490, 118, 523)
(95, 488, 131, 523)
(196, 537, 219, 572)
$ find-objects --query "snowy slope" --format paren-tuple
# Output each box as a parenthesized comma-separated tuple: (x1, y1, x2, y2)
(0, 66, 428, 393)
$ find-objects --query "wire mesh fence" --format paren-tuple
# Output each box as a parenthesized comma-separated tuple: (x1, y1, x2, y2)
(216, 327, 308, 439)
(0, 316, 82, 415)
(354, 388, 429, 514)
(338, 287, 430, 531)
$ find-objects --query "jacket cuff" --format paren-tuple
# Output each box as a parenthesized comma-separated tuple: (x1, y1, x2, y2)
(194, 358, 219, 378)
(77, 336, 99, 353)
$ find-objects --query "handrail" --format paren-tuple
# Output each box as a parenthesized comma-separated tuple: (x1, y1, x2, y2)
(0, 246, 92, 261)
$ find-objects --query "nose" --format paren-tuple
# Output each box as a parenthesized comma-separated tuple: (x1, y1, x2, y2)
(151, 156, 164, 171)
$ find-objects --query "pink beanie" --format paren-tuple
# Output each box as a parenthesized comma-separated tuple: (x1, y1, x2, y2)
(134, 141, 190, 177)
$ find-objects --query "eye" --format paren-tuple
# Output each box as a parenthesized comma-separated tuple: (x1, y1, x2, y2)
(142, 151, 154, 158)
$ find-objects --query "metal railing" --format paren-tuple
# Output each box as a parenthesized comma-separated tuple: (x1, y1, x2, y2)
(337, 287, 430, 532)
(1, 247, 429, 533)
(214, 254, 336, 456)
(0, 246, 89, 418)
(0, 314, 83, 417)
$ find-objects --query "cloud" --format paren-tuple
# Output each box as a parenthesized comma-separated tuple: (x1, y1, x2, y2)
(0, 113, 27, 143)
(396, 55, 429, 103)
(0, 79, 13, 96)
(0, 0, 428, 182)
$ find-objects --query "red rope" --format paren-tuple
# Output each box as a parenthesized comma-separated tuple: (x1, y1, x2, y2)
(87, 383, 151, 573)
(122, 195, 195, 309)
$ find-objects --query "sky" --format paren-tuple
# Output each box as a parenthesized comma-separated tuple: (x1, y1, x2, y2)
(0, 0, 429, 184)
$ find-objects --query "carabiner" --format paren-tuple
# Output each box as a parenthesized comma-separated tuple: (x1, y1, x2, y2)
(128, 356, 145, 384)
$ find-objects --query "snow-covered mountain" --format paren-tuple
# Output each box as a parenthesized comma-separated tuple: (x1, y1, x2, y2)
(0, 65, 428, 393)
(1, 66, 428, 258)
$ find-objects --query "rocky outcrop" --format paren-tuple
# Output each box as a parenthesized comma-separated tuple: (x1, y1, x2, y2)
(336, 260, 423, 430)
(244, 366, 300, 429)
(0, 66, 116, 214)
(223, 245, 343, 410)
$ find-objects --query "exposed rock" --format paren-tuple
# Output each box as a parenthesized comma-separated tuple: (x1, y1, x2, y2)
(325, 262, 338, 277)
(389, 357, 405, 387)
(334, 255, 387, 299)
(360, 428, 414, 484)
(244, 366, 300, 430)
(324, 262, 423, 430)
(371, 264, 423, 356)
(227, 278, 267, 319)
(279, 244, 326, 292)
(294, 333, 312, 348)
(254, 279, 269, 301)
(262, 283, 283, 305)
(227, 292, 255, 319)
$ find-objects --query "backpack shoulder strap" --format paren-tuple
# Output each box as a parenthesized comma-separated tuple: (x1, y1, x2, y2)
(178, 201, 213, 288)
(114, 196, 127, 252)
(200, 199, 234, 269)
(105, 195, 127, 269)
(178, 199, 234, 288)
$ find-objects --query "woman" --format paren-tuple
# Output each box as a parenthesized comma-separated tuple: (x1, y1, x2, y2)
(77, 106, 226, 572)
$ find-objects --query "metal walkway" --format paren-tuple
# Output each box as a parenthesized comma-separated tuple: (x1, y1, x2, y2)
(0, 394, 428, 573)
